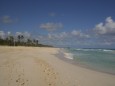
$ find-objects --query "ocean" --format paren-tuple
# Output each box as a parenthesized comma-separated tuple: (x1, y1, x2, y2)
(62, 48, 115, 75)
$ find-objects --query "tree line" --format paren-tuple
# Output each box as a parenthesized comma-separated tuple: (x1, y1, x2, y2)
(0, 34, 52, 47)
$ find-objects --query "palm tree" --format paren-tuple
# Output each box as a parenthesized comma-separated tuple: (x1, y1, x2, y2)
(20, 35, 24, 45)
(20, 35, 24, 42)
(27, 39, 32, 46)
(36, 40, 39, 45)
(18, 35, 21, 43)
(33, 39, 39, 46)
(17, 35, 24, 45)
(9, 36, 14, 46)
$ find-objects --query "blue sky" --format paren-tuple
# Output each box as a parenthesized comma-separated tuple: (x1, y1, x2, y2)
(0, 0, 115, 48)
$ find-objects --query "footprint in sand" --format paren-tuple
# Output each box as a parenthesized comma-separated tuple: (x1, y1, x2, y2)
(34, 58, 58, 86)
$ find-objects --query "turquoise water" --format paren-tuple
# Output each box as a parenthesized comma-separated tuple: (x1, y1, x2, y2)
(64, 48, 115, 74)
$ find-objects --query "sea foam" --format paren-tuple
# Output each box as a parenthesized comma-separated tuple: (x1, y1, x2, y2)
(64, 53, 73, 60)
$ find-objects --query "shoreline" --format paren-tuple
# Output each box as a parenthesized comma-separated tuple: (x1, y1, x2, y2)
(56, 48, 115, 75)
(0, 46, 115, 86)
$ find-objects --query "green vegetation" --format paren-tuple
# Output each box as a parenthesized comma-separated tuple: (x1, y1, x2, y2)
(0, 35, 53, 47)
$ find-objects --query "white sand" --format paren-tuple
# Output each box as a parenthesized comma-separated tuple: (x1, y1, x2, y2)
(0, 46, 115, 86)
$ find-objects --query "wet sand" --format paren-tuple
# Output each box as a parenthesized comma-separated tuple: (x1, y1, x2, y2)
(0, 46, 115, 86)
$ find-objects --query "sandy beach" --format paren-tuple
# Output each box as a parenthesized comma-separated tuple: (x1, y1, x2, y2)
(0, 46, 115, 86)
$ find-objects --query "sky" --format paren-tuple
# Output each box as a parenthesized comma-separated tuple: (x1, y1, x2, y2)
(0, 0, 115, 48)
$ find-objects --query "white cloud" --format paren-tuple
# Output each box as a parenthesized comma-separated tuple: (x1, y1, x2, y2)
(48, 33, 52, 39)
(94, 17, 115, 35)
(43, 30, 90, 46)
(2, 16, 13, 24)
(60, 32, 67, 38)
(15, 32, 22, 36)
(23, 32, 31, 38)
(7, 31, 11, 36)
(0, 16, 18, 24)
(0, 31, 5, 39)
(71, 30, 90, 38)
(0, 16, 13, 24)
(71, 30, 80, 36)
(40, 22, 63, 31)
(49, 12, 56, 17)
(106, 17, 113, 23)
(47, 32, 67, 40)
